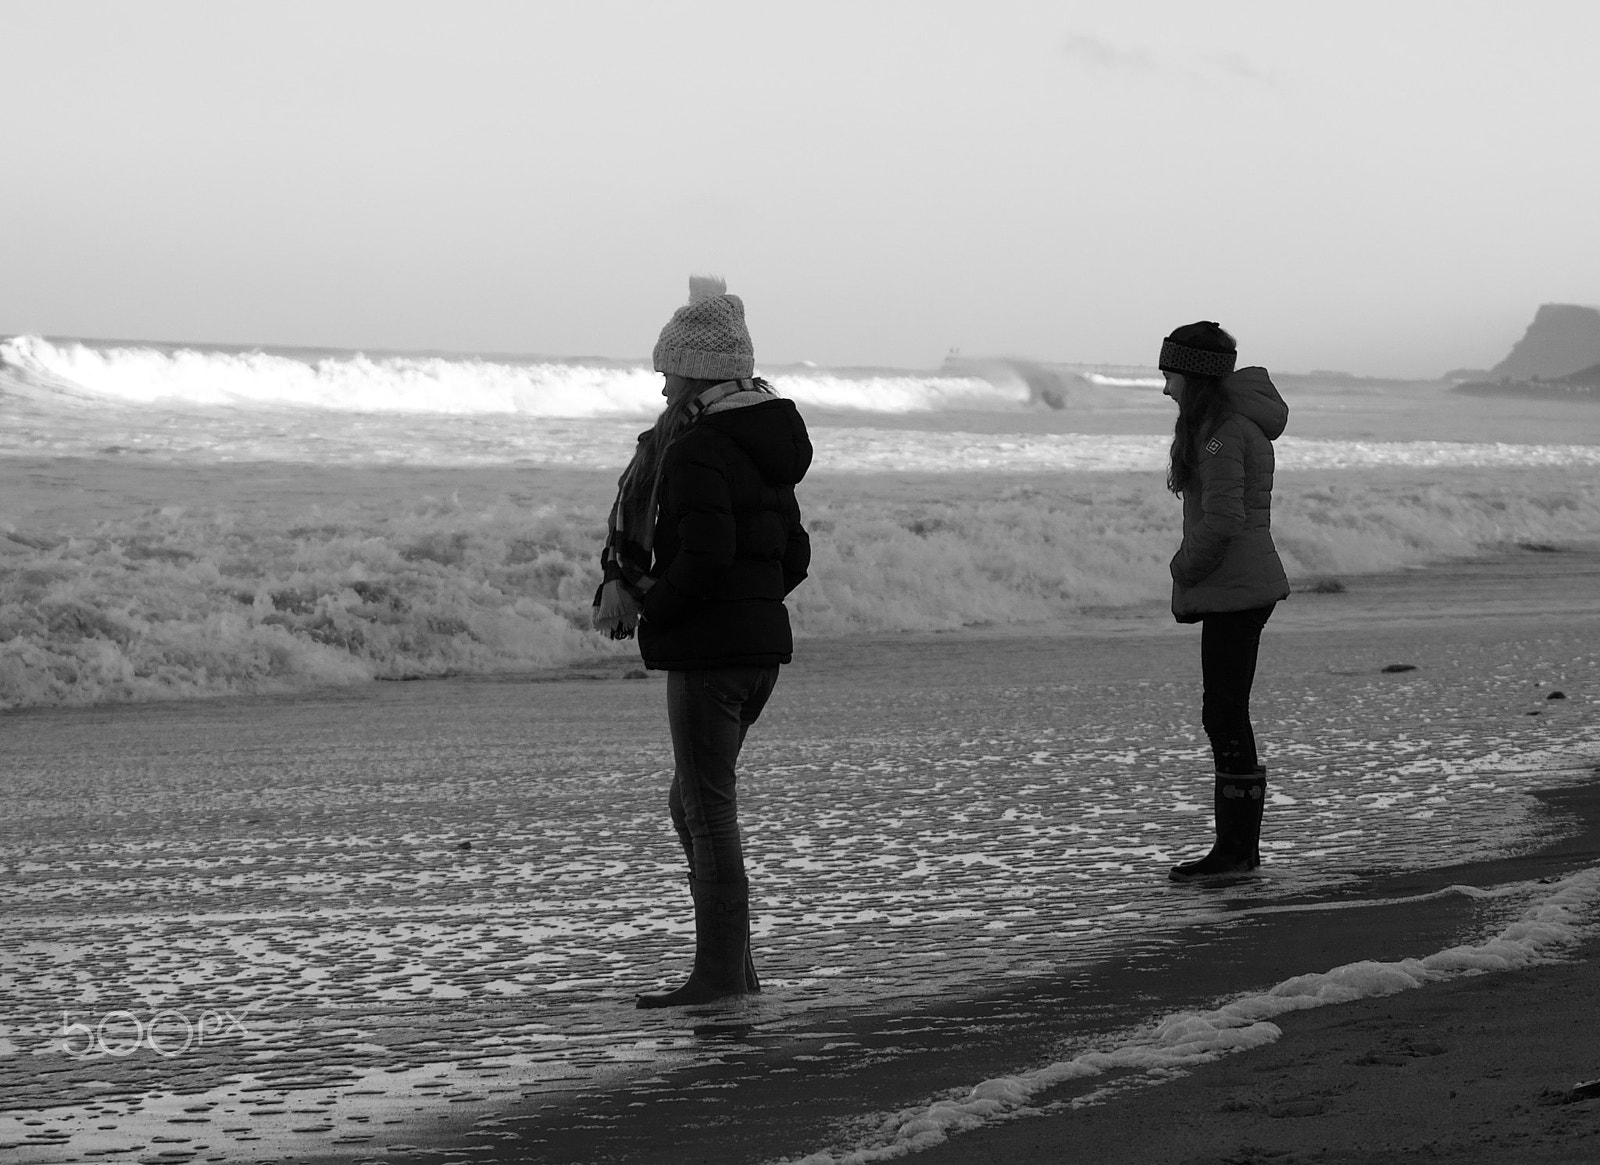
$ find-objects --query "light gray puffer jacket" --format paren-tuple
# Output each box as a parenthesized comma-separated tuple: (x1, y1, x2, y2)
(1170, 367, 1291, 622)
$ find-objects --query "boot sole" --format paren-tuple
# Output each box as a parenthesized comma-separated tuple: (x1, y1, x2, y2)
(1167, 866, 1263, 887)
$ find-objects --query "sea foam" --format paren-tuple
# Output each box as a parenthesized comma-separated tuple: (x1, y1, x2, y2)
(777, 867, 1600, 1164)
(4, 334, 1600, 710)
(3, 467, 1598, 710)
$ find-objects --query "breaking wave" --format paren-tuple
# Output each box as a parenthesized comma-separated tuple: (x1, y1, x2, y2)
(0, 335, 1027, 418)
(4, 334, 1600, 711)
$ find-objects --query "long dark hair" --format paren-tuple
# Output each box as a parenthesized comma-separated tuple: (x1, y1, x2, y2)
(1166, 374, 1230, 496)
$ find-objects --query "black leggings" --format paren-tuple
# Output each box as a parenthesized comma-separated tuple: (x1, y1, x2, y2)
(1200, 604, 1275, 775)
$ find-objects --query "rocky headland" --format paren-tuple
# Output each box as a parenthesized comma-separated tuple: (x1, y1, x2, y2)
(1454, 303, 1600, 401)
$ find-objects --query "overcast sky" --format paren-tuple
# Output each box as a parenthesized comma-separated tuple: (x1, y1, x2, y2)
(1, 0, 1595, 376)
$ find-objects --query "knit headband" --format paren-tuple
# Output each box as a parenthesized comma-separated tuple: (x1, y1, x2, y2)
(1158, 340, 1236, 378)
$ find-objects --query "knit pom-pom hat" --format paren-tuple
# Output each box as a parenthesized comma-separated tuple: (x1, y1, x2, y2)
(652, 275, 756, 380)
(1159, 321, 1237, 378)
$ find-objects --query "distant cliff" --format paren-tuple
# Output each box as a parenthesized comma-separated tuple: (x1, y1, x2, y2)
(1489, 303, 1600, 380)
(1454, 359, 1600, 402)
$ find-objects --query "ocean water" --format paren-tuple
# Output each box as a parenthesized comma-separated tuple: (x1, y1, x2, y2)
(2, 335, 1600, 1161)
(3, 335, 1600, 712)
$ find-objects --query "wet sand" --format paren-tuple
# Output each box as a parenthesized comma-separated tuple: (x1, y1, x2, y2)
(904, 800, 1600, 1165)
(3, 547, 1598, 1165)
(906, 939, 1600, 1165)
(363, 546, 1600, 1165)
(888, 550, 1600, 1164)
(423, 801, 1600, 1165)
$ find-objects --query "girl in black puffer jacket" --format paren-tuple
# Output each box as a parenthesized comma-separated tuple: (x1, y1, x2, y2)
(594, 276, 811, 1007)
(1159, 321, 1290, 883)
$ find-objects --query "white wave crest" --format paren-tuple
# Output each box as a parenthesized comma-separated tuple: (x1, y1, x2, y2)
(0, 336, 1018, 418)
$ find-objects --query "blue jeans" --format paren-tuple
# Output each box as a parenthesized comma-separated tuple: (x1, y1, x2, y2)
(1200, 604, 1275, 775)
(665, 667, 779, 884)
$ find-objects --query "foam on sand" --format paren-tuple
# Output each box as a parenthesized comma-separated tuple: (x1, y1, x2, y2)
(776, 867, 1600, 1164)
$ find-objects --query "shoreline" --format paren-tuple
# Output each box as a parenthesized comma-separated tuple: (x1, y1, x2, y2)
(311, 547, 1600, 1165)
(2, 545, 1597, 1165)
(903, 873, 1600, 1165)
(359, 781, 1600, 1165)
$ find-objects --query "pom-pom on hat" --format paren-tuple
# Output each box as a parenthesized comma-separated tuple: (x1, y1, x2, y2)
(652, 275, 755, 380)
(1159, 321, 1237, 378)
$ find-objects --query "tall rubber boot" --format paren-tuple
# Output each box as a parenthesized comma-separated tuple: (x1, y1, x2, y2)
(1243, 765, 1267, 868)
(671, 871, 760, 992)
(1169, 771, 1266, 882)
(637, 877, 752, 1008)
(744, 916, 761, 993)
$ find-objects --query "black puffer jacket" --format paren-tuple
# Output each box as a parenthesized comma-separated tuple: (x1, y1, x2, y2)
(639, 395, 812, 670)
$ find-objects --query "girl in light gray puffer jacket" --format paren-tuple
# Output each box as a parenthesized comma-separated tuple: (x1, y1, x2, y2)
(1159, 321, 1290, 882)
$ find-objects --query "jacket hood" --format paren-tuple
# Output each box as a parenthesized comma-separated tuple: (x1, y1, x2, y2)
(1223, 367, 1288, 440)
(698, 396, 813, 486)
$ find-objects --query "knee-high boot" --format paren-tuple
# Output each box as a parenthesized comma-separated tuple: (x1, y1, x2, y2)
(665, 870, 760, 992)
(1243, 765, 1266, 868)
(743, 915, 761, 994)
(637, 877, 752, 1008)
(1169, 770, 1266, 882)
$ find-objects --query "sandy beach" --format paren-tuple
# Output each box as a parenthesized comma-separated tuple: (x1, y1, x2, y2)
(5, 542, 1598, 1165)
(411, 546, 1600, 1165)
(910, 929, 1600, 1165)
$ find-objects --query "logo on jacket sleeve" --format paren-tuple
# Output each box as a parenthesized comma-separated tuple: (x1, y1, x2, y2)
(1204, 437, 1224, 454)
